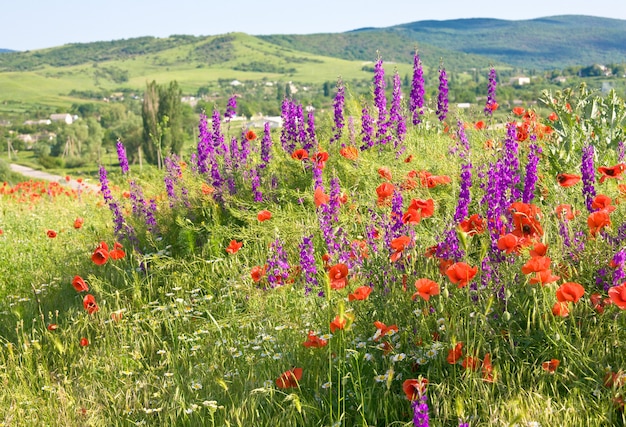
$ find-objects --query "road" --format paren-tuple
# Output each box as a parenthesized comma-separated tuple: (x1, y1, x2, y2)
(9, 163, 101, 192)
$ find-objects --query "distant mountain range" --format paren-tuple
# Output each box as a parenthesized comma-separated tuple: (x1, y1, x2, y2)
(260, 15, 626, 70)
(0, 49, 14, 53)
(1, 15, 624, 72)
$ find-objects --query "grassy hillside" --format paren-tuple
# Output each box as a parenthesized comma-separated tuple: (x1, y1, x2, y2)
(0, 33, 412, 112)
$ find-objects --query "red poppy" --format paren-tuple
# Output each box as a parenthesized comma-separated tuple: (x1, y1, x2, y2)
(47, 323, 58, 331)
(447, 342, 463, 364)
(402, 378, 428, 401)
(588, 210, 611, 236)
(314, 187, 330, 207)
(226, 240, 243, 254)
(474, 120, 486, 130)
(291, 148, 308, 161)
(459, 214, 485, 235)
(72, 275, 89, 292)
(73, 217, 84, 229)
(462, 355, 480, 371)
(556, 173, 581, 187)
(510, 202, 544, 238)
(591, 194, 615, 213)
(529, 242, 548, 258)
(512, 107, 525, 116)
(275, 367, 303, 389)
(552, 301, 570, 317)
(83, 294, 99, 315)
(548, 112, 558, 121)
(529, 269, 561, 286)
(330, 315, 347, 333)
(329, 263, 349, 290)
(407, 198, 435, 218)
(91, 241, 109, 266)
(47, 229, 57, 238)
(402, 209, 421, 225)
(521, 256, 551, 275)
(348, 286, 372, 301)
(556, 282, 585, 303)
(376, 182, 395, 204)
(423, 174, 451, 188)
(608, 283, 626, 309)
(542, 359, 560, 373)
(598, 163, 626, 183)
(412, 278, 440, 301)
(245, 130, 257, 141)
(590, 292, 611, 313)
(482, 353, 494, 382)
(109, 242, 125, 260)
(250, 265, 266, 283)
(445, 262, 478, 288)
(404, 154, 413, 163)
(378, 167, 392, 181)
(339, 146, 359, 160)
(302, 331, 328, 348)
(373, 321, 399, 341)
(497, 233, 521, 254)
(313, 151, 329, 169)
(80, 337, 89, 347)
(201, 183, 214, 195)
(555, 204, 576, 221)
(390, 235, 411, 262)
(257, 210, 272, 222)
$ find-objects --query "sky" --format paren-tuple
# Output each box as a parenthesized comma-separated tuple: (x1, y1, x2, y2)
(2, 0, 626, 51)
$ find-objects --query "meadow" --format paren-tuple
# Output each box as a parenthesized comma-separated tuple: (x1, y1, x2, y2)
(0, 54, 625, 427)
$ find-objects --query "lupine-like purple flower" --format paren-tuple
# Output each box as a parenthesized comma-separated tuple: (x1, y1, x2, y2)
(484, 67, 498, 116)
(390, 70, 406, 156)
(330, 77, 345, 145)
(299, 235, 319, 295)
(304, 109, 317, 153)
(522, 140, 542, 203)
(436, 64, 448, 122)
(99, 165, 136, 243)
(130, 180, 157, 233)
(596, 267, 610, 292)
(266, 238, 290, 288)
(164, 155, 188, 207)
(251, 166, 263, 202)
(197, 113, 212, 175)
(503, 122, 521, 204)
(260, 122, 272, 169)
(411, 394, 429, 427)
(581, 143, 597, 212)
(373, 57, 390, 145)
(409, 51, 425, 125)
(360, 106, 374, 151)
(116, 139, 129, 175)
(212, 109, 226, 155)
(225, 95, 237, 121)
(454, 121, 472, 223)
(612, 250, 626, 287)
(390, 189, 406, 238)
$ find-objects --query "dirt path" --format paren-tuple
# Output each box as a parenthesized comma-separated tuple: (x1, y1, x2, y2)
(9, 163, 101, 192)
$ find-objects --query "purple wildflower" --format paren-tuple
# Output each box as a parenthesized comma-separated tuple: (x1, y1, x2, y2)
(454, 121, 472, 223)
(299, 235, 319, 295)
(503, 122, 521, 204)
(212, 108, 226, 155)
(266, 238, 290, 288)
(373, 57, 390, 145)
(390, 70, 406, 156)
(612, 250, 626, 287)
(484, 67, 498, 116)
(409, 51, 425, 125)
(116, 139, 129, 175)
(251, 166, 263, 202)
(99, 165, 135, 243)
(522, 141, 542, 203)
(330, 77, 345, 145)
(260, 122, 273, 169)
(360, 105, 374, 151)
(197, 113, 212, 175)
(411, 394, 429, 427)
(225, 95, 237, 121)
(581, 143, 597, 212)
(304, 109, 317, 153)
(436, 64, 448, 122)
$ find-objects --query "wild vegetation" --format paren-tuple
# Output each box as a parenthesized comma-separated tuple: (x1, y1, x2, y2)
(1, 50, 625, 426)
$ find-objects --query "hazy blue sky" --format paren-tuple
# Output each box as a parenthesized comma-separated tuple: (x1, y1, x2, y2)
(2, 0, 625, 51)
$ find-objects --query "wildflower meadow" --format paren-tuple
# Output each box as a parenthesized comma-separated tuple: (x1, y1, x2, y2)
(1, 53, 626, 427)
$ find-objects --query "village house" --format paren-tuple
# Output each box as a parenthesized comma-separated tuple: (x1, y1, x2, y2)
(50, 113, 74, 124)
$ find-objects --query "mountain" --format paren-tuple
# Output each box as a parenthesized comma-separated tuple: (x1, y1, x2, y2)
(261, 15, 626, 70)
(0, 49, 14, 54)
